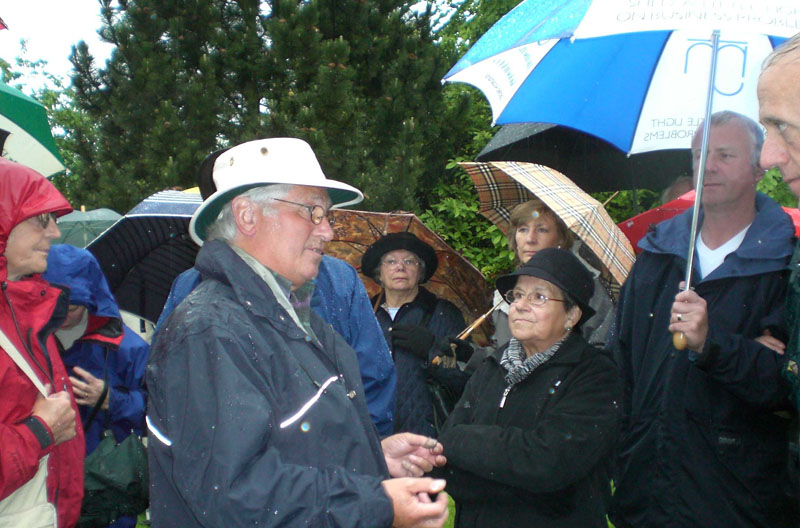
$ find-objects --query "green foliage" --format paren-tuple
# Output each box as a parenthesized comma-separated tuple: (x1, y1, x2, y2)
(758, 167, 797, 207)
(419, 163, 514, 284)
(593, 189, 660, 224)
(58, 0, 475, 214)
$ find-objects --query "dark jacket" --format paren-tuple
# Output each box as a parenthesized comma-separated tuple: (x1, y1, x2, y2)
(373, 287, 466, 436)
(611, 193, 798, 528)
(155, 255, 397, 437)
(0, 160, 84, 528)
(433, 333, 620, 528)
(146, 240, 393, 528)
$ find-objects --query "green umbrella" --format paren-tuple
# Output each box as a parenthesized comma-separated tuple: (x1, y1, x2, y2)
(55, 208, 122, 248)
(0, 80, 65, 177)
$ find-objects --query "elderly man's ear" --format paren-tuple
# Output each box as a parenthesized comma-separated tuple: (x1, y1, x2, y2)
(231, 196, 258, 236)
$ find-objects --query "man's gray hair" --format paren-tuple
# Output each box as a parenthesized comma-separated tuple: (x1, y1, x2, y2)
(206, 184, 294, 242)
(694, 110, 764, 170)
(762, 32, 800, 71)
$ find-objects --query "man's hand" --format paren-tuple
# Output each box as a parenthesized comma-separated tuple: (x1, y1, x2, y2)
(70, 366, 109, 410)
(668, 282, 708, 353)
(755, 328, 786, 355)
(382, 433, 446, 477)
(32, 389, 77, 445)
(381, 477, 448, 528)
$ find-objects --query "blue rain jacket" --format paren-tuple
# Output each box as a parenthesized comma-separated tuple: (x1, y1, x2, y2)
(44, 245, 149, 528)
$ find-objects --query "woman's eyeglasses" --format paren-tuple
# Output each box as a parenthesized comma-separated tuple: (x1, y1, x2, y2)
(504, 289, 565, 307)
(34, 212, 59, 229)
(272, 198, 335, 226)
(381, 257, 420, 269)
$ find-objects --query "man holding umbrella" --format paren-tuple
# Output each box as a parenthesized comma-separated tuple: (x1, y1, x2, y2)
(611, 111, 798, 527)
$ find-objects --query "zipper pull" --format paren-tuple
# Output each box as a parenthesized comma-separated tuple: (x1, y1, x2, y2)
(499, 386, 511, 408)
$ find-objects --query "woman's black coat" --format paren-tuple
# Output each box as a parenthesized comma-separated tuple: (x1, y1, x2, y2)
(373, 287, 467, 436)
(434, 332, 621, 528)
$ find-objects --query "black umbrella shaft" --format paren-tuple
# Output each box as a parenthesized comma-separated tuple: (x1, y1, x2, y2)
(683, 30, 721, 291)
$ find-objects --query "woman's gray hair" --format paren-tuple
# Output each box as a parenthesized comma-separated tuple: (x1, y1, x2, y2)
(206, 184, 294, 242)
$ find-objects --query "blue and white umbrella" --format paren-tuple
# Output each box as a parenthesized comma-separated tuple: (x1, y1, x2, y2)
(443, 0, 799, 155)
(88, 190, 203, 323)
(445, 0, 799, 346)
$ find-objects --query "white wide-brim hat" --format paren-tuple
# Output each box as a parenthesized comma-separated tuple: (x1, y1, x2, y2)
(189, 137, 363, 245)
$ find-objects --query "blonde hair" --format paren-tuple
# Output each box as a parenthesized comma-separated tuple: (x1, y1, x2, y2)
(507, 199, 574, 264)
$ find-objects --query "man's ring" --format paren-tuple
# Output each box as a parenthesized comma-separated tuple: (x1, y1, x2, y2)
(676, 313, 683, 322)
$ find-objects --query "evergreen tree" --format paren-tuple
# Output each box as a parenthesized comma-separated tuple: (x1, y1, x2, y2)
(65, 0, 473, 213)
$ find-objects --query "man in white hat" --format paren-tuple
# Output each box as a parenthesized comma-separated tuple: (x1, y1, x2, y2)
(146, 138, 449, 527)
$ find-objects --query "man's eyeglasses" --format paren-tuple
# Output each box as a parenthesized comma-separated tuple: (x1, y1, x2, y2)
(272, 198, 335, 226)
(381, 257, 420, 269)
(34, 212, 59, 229)
(503, 289, 565, 307)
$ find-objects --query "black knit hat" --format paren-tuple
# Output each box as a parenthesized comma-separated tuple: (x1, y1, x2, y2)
(495, 247, 595, 324)
(361, 232, 438, 283)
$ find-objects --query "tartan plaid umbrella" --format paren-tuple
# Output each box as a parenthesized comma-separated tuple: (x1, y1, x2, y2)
(460, 161, 635, 288)
(326, 209, 493, 347)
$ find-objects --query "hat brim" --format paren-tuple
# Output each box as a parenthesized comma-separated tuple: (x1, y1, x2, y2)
(496, 266, 596, 323)
(189, 182, 362, 246)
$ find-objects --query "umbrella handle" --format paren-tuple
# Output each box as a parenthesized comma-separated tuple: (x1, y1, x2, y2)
(673, 331, 688, 350)
(673, 30, 719, 354)
(456, 299, 506, 341)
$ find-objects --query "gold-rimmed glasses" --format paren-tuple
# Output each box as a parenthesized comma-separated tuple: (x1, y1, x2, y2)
(272, 198, 335, 226)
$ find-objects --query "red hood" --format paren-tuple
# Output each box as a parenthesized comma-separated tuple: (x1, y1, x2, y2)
(0, 159, 72, 280)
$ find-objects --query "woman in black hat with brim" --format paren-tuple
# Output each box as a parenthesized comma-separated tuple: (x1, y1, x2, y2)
(431, 248, 621, 528)
(362, 231, 472, 437)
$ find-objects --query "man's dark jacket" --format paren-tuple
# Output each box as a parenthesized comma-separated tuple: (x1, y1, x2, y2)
(611, 193, 798, 527)
(433, 333, 621, 527)
(146, 241, 393, 527)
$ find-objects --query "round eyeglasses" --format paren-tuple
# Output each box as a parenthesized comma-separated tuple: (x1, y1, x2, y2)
(381, 257, 420, 269)
(503, 289, 565, 307)
(272, 198, 335, 226)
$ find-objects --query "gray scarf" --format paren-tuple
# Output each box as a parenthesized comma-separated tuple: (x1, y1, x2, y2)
(500, 335, 566, 386)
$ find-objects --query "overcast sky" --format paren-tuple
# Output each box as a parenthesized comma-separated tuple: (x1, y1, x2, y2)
(0, 1, 114, 91)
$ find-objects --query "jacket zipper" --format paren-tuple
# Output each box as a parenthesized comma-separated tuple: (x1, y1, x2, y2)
(499, 386, 512, 408)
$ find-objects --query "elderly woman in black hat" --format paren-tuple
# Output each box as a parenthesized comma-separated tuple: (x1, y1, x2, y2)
(433, 248, 621, 528)
(489, 198, 616, 350)
(362, 232, 471, 436)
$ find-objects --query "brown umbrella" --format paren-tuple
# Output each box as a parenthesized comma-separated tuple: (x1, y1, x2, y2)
(459, 161, 636, 291)
(326, 209, 493, 346)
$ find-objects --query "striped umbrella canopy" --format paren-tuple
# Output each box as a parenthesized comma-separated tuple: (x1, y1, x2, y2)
(460, 161, 635, 288)
(88, 190, 202, 323)
(0, 80, 65, 177)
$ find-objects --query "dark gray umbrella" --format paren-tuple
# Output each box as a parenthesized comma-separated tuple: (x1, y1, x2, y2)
(88, 190, 202, 323)
(476, 123, 691, 193)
